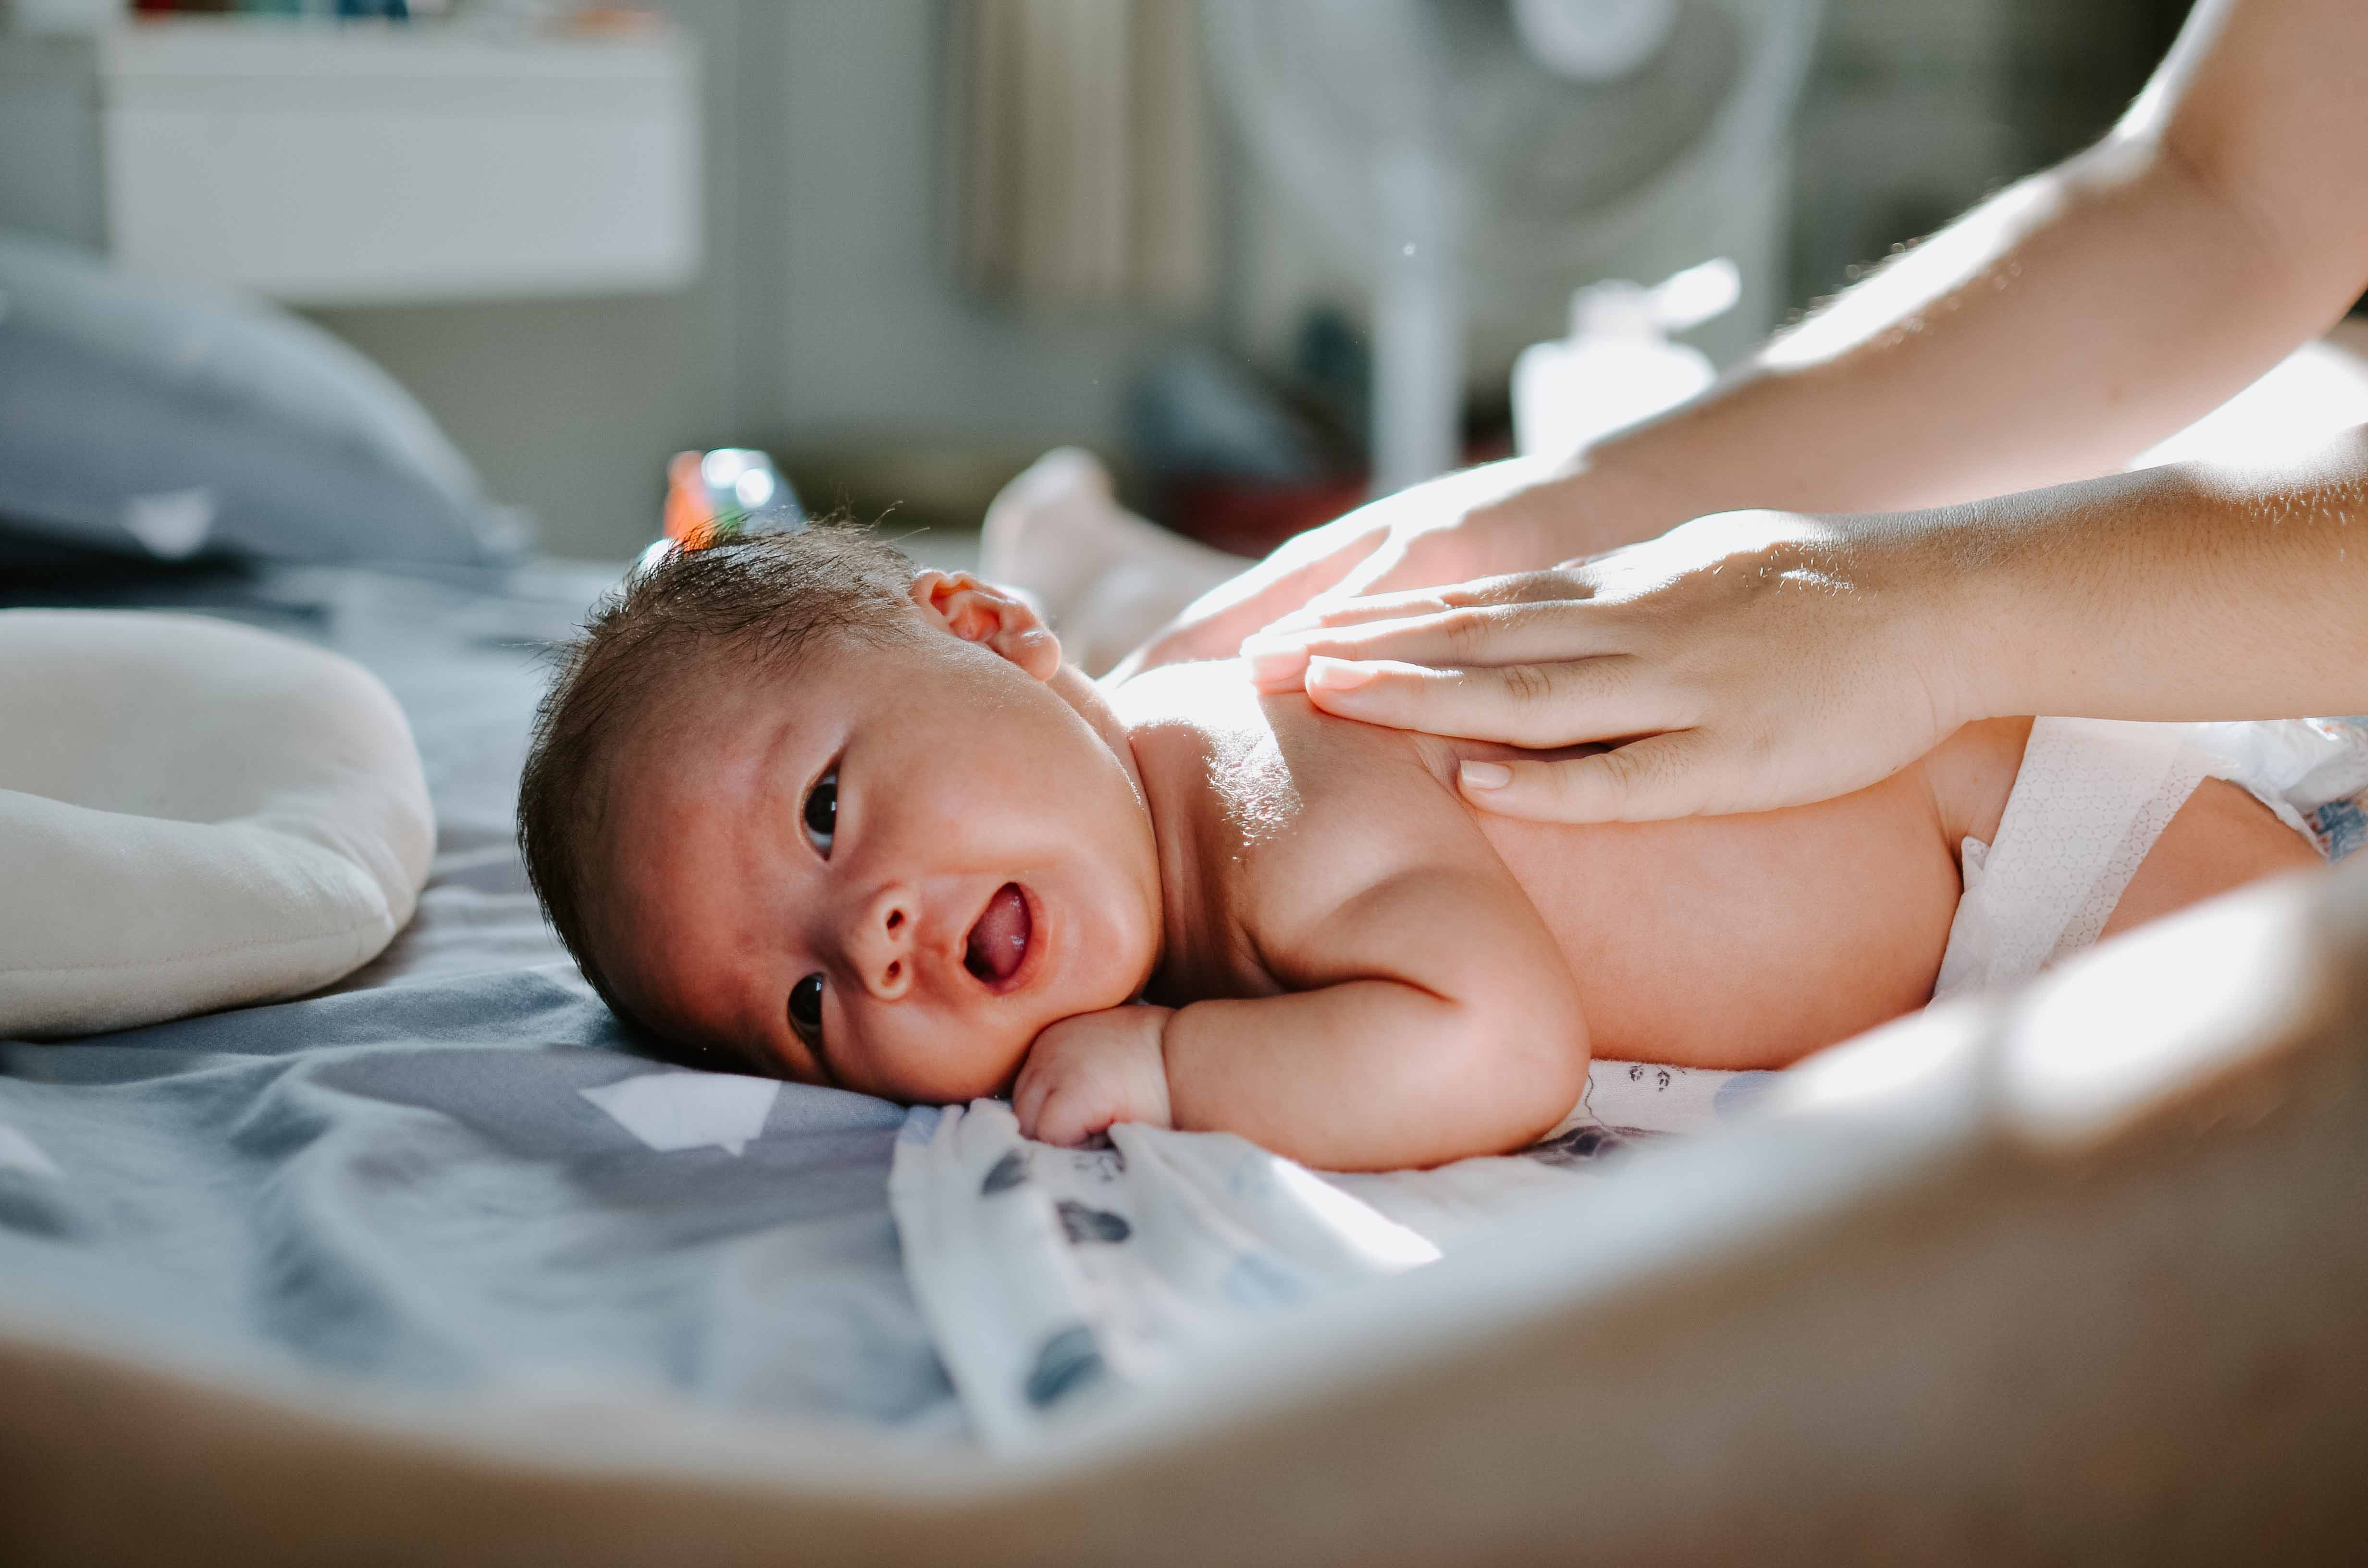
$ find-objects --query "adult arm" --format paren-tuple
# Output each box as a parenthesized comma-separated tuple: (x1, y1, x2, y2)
(1126, 0, 2368, 671)
(1245, 427, 2368, 821)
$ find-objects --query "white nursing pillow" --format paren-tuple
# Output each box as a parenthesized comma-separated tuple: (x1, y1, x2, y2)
(0, 610, 432, 1038)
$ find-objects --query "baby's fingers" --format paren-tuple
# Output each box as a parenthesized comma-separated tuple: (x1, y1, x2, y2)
(1027, 1087, 1110, 1149)
(1011, 1059, 1053, 1139)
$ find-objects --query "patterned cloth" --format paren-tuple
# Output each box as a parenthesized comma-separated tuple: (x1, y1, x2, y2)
(2291, 719, 2368, 859)
(889, 1057, 1769, 1450)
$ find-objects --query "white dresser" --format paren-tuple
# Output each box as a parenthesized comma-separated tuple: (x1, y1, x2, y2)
(0, 17, 701, 304)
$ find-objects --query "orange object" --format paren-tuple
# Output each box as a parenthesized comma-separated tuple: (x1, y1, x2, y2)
(663, 450, 718, 549)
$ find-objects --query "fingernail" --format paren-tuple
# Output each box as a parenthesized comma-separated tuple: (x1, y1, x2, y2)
(1240, 638, 1306, 683)
(1460, 761, 1512, 791)
(1307, 658, 1382, 696)
(1306, 656, 1374, 692)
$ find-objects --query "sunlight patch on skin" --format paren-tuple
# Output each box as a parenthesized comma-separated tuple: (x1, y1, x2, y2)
(1760, 176, 2060, 373)
(1209, 725, 1302, 855)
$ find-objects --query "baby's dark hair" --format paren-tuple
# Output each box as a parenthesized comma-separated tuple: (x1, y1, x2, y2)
(517, 524, 917, 1033)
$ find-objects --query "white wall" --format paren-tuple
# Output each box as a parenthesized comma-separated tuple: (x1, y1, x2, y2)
(314, 0, 1168, 561)
(772, 2, 1163, 447)
(274, 0, 2187, 558)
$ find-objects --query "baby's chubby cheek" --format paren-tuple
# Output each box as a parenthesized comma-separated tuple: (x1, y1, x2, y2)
(884, 1019, 1037, 1104)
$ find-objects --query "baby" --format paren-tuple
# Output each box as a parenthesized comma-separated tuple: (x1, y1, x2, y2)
(518, 527, 2320, 1171)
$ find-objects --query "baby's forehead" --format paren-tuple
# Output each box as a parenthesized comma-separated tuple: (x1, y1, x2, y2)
(597, 636, 892, 842)
(614, 632, 851, 758)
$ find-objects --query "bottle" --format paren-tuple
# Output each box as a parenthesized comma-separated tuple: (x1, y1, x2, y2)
(1511, 257, 1738, 465)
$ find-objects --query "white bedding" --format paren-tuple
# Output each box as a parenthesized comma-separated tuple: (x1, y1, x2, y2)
(891, 1056, 1762, 1450)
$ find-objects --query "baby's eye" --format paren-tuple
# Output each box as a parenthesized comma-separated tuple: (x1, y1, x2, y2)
(789, 973, 826, 1048)
(802, 769, 837, 856)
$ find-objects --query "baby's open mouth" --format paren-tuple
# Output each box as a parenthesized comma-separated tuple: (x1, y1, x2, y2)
(963, 882, 1032, 988)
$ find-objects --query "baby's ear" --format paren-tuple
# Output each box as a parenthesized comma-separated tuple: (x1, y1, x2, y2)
(909, 571, 1064, 681)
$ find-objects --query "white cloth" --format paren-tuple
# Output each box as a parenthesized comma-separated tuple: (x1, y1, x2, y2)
(0, 610, 433, 1038)
(1935, 716, 2366, 1001)
(889, 1054, 1770, 1450)
(890, 1100, 1436, 1450)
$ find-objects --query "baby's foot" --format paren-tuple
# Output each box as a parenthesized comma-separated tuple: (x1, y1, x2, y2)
(982, 448, 1251, 670)
(981, 448, 1138, 628)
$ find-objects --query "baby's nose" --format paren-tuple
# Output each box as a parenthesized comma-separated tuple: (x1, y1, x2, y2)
(847, 883, 918, 1002)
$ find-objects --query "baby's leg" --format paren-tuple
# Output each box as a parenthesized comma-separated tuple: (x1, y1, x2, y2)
(981, 448, 1249, 674)
(2102, 776, 2324, 939)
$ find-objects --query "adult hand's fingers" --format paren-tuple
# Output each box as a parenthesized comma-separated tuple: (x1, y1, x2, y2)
(1242, 507, 1967, 821)
(1266, 564, 1596, 636)
(1112, 519, 1388, 676)
(1455, 732, 1718, 824)
(1315, 457, 1600, 601)
(1244, 598, 1627, 690)
(1258, 588, 1455, 638)
(1294, 657, 1677, 749)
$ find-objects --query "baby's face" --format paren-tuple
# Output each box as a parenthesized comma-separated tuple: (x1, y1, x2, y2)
(598, 575, 1163, 1102)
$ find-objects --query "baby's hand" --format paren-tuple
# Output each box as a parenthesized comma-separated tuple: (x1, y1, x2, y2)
(1013, 1004, 1174, 1146)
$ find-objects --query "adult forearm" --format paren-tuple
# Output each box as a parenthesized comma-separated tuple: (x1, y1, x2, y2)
(1132, 0, 2368, 663)
(1578, 143, 2338, 536)
(1934, 425, 2368, 723)
(1552, 0, 2368, 548)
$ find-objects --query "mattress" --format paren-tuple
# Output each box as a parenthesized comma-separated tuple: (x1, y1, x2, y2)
(3, 566, 2362, 1562)
(0, 560, 962, 1440)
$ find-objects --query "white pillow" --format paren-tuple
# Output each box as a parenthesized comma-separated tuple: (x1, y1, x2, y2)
(0, 611, 433, 1038)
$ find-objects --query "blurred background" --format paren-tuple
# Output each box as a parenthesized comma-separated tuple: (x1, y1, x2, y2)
(0, 0, 2194, 564)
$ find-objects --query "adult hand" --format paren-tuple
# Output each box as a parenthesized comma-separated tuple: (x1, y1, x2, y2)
(1113, 457, 1673, 678)
(1241, 509, 1975, 822)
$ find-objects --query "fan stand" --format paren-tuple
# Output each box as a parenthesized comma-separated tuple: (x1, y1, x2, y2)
(1372, 148, 1466, 496)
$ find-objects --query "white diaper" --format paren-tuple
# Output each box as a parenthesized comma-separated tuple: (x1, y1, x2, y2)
(1932, 717, 2368, 1001)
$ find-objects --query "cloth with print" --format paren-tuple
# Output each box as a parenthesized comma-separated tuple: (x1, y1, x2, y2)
(889, 1053, 1773, 1449)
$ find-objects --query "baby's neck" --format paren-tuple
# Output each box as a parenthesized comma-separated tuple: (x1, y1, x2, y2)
(1046, 662, 1206, 983)
(1088, 658, 1315, 999)
(1048, 662, 1148, 802)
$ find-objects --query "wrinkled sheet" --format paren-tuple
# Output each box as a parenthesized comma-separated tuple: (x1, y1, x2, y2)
(0, 562, 962, 1440)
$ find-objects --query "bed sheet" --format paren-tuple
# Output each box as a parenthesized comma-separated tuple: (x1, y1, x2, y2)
(0, 561, 963, 1442)
(0, 556, 1723, 1451)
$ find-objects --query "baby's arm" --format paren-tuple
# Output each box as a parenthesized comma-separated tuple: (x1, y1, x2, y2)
(1015, 865, 1586, 1171)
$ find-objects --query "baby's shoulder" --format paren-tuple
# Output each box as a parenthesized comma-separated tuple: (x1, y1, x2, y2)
(1122, 658, 1466, 850)
(1120, 661, 1496, 977)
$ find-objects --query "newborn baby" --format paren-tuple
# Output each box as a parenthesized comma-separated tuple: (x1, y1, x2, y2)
(518, 527, 2319, 1171)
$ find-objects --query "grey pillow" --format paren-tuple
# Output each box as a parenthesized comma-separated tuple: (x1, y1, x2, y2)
(0, 230, 512, 566)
